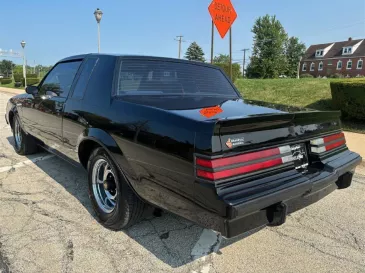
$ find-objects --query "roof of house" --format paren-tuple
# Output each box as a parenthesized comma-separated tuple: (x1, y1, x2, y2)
(303, 38, 365, 60)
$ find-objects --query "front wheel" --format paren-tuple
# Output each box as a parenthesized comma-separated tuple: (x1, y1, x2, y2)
(12, 114, 38, 155)
(87, 147, 146, 230)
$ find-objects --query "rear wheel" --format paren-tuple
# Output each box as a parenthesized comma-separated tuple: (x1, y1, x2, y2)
(12, 114, 38, 155)
(87, 147, 146, 230)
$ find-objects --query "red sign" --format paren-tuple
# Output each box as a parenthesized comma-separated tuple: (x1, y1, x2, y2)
(199, 106, 223, 118)
(208, 0, 237, 39)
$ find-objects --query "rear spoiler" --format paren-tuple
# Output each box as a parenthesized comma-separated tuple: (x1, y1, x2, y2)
(215, 111, 341, 135)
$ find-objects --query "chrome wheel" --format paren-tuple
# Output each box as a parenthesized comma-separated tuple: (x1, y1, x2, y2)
(92, 159, 117, 213)
(14, 118, 22, 149)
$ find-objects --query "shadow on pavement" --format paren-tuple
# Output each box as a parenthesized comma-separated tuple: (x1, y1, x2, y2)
(7, 136, 264, 268)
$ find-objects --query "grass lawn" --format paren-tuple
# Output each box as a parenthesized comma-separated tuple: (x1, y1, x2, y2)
(0, 80, 24, 90)
(235, 78, 365, 133)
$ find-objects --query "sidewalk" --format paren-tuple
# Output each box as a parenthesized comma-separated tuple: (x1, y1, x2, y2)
(344, 132, 365, 165)
(0, 86, 364, 162)
(0, 86, 24, 95)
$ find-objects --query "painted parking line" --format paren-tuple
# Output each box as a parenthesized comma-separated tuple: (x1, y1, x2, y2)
(0, 154, 55, 173)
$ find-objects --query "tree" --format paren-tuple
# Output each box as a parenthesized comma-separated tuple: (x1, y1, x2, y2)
(249, 15, 288, 78)
(13, 65, 23, 74)
(215, 63, 241, 82)
(185, 42, 205, 62)
(286, 37, 306, 78)
(213, 54, 230, 64)
(213, 54, 241, 82)
(0, 60, 15, 77)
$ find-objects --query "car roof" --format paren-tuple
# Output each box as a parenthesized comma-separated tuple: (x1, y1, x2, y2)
(59, 53, 219, 69)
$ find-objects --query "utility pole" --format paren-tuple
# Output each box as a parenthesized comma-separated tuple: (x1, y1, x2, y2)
(297, 57, 303, 79)
(241, 48, 249, 78)
(175, 36, 184, 59)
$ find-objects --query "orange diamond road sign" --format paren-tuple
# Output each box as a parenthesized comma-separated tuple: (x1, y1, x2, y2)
(208, 0, 237, 39)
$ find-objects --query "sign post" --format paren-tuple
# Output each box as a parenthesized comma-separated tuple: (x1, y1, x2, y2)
(210, 21, 214, 64)
(208, 0, 237, 80)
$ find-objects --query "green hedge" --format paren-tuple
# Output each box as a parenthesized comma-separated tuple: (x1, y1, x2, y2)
(26, 73, 38, 78)
(13, 74, 23, 82)
(330, 73, 344, 79)
(22, 78, 40, 86)
(14, 73, 38, 82)
(214, 63, 242, 83)
(0, 78, 12, 84)
(300, 73, 314, 78)
(330, 79, 365, 120)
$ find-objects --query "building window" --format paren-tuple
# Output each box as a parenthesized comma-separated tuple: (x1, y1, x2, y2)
(318, 62, 323, 71)
(357, 59, 363, 69)
(347, 60, 352, 69)
(315, 50, 324, 57)
(302, 63, 307, 71)
(343, 47, 353, 55)
(328, 60, 332, 65)
(337, 60, 343, 70)
(310, 62, 315, 71)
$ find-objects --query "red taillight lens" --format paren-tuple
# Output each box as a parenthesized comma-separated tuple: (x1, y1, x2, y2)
(197, 158, 283, 180)
(196, 147, 281, 168)
(196, 145, 294, 181)
(310, 132, 346, 154)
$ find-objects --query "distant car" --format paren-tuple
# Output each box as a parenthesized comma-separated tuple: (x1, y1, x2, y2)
(0, 75, 4, 79)
(5, 54, 362, 238)
(279, 75, 287, 78)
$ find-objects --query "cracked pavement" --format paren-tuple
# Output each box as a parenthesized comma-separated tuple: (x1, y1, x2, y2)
(1, 91, 365, 273)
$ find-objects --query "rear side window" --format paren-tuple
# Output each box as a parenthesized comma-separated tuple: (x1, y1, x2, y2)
(114, 59, 238, 97)
(72, 58, 98, 99)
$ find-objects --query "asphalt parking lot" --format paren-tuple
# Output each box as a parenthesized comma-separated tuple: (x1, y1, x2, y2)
(0, 91, 364, 273)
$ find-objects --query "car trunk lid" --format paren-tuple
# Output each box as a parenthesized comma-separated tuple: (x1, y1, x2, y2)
(195, 110, 345, 184)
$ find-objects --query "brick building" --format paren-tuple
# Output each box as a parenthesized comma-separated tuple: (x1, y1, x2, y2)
(300, 38, 364, 77)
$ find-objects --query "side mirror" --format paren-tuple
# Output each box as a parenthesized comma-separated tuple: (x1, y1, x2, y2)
(25, 85, 38, 95)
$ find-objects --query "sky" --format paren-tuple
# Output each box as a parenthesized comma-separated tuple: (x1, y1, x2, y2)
(1, 0, 364, 66)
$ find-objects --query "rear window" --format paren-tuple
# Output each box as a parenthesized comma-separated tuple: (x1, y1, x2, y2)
(114, 59, 238, 97)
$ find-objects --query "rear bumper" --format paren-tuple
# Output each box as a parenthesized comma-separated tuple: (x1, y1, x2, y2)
(216, 151, 362, 238)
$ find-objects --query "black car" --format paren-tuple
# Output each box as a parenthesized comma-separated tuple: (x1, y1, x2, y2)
(5, 54, 361, 238)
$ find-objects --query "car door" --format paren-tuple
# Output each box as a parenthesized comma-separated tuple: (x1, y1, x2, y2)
(23, 61, 82, 149)
(62, 57, 99, 162)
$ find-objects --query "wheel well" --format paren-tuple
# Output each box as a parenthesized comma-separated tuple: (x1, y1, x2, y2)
(78, 140, 101, 169)
(8, 111, 14, 129)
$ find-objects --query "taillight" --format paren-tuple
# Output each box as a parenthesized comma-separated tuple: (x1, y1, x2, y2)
(196, 145, 295, 181)
(310, 132, 346, 154)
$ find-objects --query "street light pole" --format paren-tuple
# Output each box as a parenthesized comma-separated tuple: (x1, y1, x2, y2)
(94, 8, 103, 53)
(20, 40, 26, 87)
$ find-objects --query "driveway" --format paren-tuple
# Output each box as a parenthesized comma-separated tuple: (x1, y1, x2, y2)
(0, 91, 364, 273)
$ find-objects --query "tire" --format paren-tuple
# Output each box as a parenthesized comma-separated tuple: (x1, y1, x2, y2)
(87, 147, 146, 230)
(12, 114, 38, 155)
